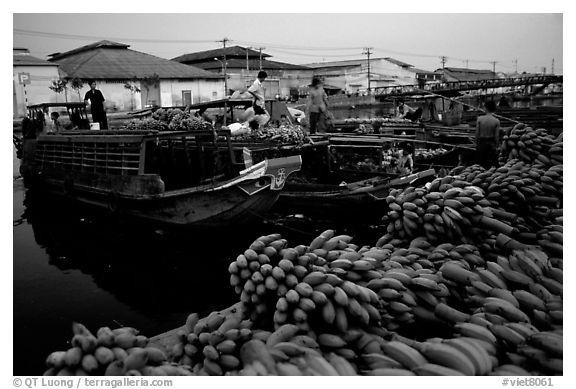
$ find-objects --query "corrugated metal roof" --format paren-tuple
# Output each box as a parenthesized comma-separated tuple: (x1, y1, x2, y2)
(172, 46, 271, 63)
(305, 59, 367, 69)
(304, 57, 415, 69)
(440, 67, 496, 81)
(411, 67, 441, 75)
(13, 54, 58, 67)
(443, 67, 495, 74)
(48, 40, 129, 61)
(194, 58, 311, 71)
(383, 57, 413, 68)
(49, 41, 222, 80)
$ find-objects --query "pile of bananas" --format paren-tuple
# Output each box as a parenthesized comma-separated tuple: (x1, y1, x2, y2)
(43, 223, 563, 376)
(343, 118, 412, 125)
(227, 231, 383, 335)
(42, 127, 562, 376)
(43, 322, 191, 376)
(450, 159, 562, 235)
(124, 118, 169, 132)
(380, 176, 514, 245)
(415, 147, 450, 160)
(168, 112, 212, 132)
(236, 125, 308, 146)
(499, 124, 561, 166)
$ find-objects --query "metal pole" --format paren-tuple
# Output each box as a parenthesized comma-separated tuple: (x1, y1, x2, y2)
(222, 37, 229, 97)
(363, 47, 373, 92)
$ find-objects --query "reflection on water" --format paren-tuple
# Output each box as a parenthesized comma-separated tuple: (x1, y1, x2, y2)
(13, 179, 282, 375)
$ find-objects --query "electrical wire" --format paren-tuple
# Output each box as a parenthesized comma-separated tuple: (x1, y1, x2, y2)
(14, 28, 218, 44)
(15, 28, 555, 74)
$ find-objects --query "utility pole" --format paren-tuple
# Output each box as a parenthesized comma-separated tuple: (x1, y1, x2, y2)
(490, 61, 497, 76)
(551, 58, 555, 75)
(362, 47, 373, 92)
(245, 46, 252, 72)
(217, 37, 229, 96)
(257, 47, 265, 70)
(440, 56, 447, 82)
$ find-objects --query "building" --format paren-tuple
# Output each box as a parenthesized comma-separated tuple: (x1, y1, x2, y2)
(173, 46, 314, 100)
(13, 48, 61, 117)
(48, 40, 225, 111)
(305, 57, 442, 93)
(438, 67, 497, 82)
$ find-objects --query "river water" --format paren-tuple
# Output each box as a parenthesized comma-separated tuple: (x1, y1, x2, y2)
(12, 148, 382, 375)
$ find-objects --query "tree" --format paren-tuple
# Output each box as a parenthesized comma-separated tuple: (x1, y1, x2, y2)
(69, 77, 85, 101)
(124, 79, 141, 111)
(49, 79, 69, 102)
(141, 73, 160, 107)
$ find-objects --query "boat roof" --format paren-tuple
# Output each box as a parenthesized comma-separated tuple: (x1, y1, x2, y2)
(159, 98, 277, 111)
(27, 102, 87, 109)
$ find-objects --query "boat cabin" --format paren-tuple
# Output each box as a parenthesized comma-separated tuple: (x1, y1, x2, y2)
(27, 102, 91, 135)
(32, 129, 251, 195)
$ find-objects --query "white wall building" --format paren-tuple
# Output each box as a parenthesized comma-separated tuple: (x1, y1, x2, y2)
(305, 57, 441, 93)
(48, 40, 225, 111)
(13, 48, 61, 117)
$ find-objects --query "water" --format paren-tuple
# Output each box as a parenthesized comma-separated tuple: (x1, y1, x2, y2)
(12, 149, 268, 375)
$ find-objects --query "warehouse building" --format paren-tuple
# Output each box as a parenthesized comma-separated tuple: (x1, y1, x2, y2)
(48, 40, 225, 111)
(173, 46, 314, 100)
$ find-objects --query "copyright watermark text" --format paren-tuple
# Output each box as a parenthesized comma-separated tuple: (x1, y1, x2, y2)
(13, 377, 173, 388)
(502, 377, 554, 387)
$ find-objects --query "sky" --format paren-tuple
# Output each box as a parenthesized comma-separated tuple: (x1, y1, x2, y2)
(12, 12, 564, 75)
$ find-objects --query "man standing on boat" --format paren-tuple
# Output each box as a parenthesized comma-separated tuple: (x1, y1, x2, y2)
(396, 99, 422, 122)
(84, 80, 109, 129)
(306, 77, 330, 134)
(475, 100, 500, 169)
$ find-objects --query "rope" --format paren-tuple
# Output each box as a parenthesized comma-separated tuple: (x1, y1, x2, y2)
(406, 86, 523, 125)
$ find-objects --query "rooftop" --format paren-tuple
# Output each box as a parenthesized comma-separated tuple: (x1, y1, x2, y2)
(48, 40, 222, 80)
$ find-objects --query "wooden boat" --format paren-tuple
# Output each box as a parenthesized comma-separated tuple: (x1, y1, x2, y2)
(20, 123, 301, 227)
(274, 169, 436, 219)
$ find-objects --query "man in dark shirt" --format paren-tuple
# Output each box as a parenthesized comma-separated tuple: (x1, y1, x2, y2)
(84, 80, 108, 129)
(475, 100, 500, 169)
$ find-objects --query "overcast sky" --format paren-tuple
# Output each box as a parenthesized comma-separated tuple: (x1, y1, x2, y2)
(13, 12, 563, 75)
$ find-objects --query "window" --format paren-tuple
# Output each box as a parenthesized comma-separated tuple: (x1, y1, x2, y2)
(182, 90, 192, 105)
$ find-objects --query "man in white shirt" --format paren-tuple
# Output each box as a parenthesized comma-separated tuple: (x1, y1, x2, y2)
(241, 71, 270, 128)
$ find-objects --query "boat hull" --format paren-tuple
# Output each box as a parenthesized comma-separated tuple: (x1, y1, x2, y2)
(25, 174, 280, 228)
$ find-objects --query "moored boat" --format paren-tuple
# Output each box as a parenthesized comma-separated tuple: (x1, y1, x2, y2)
(19, 107, 302, 227)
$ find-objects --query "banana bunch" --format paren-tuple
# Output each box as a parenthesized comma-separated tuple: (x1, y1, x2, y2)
(536, 225, 563, 262)
(228, 233, 292, 321)
(357, 334, 497, 376)
(124, 118, 169, 132)
(384, 176, 515, 245)
(452, 159, 562, 232)
(43, 322, 191, 376)
(240, 125, 308, 146)
(515, 331, 563, 375)
(170, 305, 259, 375)
(234, 338, 360, 376)
(415, 147, 449, 160)
(499, 124, 557, 166)
(540, 164, 563, 198)
(548, 137, 563, 165)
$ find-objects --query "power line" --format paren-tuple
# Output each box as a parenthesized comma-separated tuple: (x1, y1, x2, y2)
(14, 28, 218, 44)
